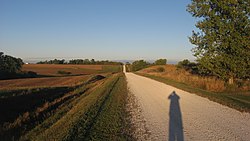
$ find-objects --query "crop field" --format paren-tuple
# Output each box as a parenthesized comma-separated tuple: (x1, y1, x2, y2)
(0, 75, 89, 90)
(0, 64, 129, 140)
(0, 64, 122, 90)
(22, 64, 102, 76)
(22, 64, 122, 76)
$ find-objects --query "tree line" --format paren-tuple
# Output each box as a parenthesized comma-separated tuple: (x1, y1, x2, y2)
(129, 59, 167, 71)
(37, 59, 122, 65)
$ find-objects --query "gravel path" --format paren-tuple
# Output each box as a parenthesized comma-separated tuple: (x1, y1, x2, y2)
(124, 66, 250, 141)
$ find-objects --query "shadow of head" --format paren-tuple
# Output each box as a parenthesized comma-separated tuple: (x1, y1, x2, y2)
(168, 91, 180, 101)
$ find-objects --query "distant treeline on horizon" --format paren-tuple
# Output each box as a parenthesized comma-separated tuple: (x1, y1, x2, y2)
(37, 59, 123, 65)
(25, 59, 180, 65)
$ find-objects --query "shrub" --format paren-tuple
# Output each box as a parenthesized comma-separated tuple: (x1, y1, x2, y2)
(155, 59, 167, 65)
(131, 60, 149, 71)
(57, 70, 71, 75)
(157, 67, 165, 72)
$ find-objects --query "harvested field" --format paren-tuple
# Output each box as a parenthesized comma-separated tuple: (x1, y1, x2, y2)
(0, 75, 89, 90)
(22, 64, 103, 76)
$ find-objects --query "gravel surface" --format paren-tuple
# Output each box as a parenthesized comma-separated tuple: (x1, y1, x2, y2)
(124, 67, 250, 141)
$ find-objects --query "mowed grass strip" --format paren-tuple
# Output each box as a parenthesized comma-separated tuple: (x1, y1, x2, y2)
(26, 74, 123, 140)
(137, 73, 250, 113)
(100, 65, 123, 73)
(79, 74, 132, 141)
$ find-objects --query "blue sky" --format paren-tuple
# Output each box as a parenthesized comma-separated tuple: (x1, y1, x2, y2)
(0, 0, 197, 61)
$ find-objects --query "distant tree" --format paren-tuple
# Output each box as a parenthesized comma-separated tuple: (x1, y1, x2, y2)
(131, 60, 149, 71)
(187, 0, 250, 84)
(83, 59, 90, 64)
(155, 59, 167, 65)
(38, 58, 122, 65)
(0, 52, 24, 78)
(37, 59, 66, 64)
(177, 59, 191, 70)
(91, 59, 95, 64)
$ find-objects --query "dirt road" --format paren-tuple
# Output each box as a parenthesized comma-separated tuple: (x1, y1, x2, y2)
(124, 66, 250, 141)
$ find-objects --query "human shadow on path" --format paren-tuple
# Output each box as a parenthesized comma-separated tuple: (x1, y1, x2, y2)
(168, 91, 184, 141)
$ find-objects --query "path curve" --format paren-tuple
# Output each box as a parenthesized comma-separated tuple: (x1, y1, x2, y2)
(124, 66, 250, 141)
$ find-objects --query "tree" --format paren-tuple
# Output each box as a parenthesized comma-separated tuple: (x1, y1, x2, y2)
(177, 59, 191, 69)
(187, 0, 250, 84)
(131, 60, 149, 71)
(155, 59, 167, 65)
(0, 52, 24, 78)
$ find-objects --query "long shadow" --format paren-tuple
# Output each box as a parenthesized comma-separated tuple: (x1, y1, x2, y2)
(168, 91, 184, 141)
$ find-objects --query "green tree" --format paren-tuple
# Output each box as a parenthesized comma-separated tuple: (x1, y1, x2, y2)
(177, 59, 191, 69)
(131, 60, 149, 71)
(155, 59, 167, 65)
(0, 52, 24, 78)
(187, 0, 250, 84)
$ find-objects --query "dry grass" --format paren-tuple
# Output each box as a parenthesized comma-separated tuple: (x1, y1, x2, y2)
(139, 65, 225, 92)
(22, 64, 103, 76)
(0, 75, 89, 90)
(0, 64, 122, 91)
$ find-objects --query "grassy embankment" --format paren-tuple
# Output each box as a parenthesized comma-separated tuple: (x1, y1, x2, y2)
(136, 65, 250, 113)
(0, 75, 95, 140)
(22, 73, 131, 141)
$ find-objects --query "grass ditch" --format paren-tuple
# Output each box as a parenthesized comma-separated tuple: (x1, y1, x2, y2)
(136, 73, 250, 113)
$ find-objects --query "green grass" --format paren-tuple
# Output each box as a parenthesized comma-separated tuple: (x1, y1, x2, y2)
(100, 65, 123, 73)
(0, 74, 107, 140)
(82, 74, 132, 141)
(22, 73, 131, 141)
(21, 81, 96, 141)
(137, 73, 250, 113)
(0, 78, 97, 140)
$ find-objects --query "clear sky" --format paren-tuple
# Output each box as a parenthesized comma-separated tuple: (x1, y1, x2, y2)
(0, 0, 197, 62)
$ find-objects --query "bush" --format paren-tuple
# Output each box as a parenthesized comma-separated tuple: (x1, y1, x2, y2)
(22, 71, 38, 78)
(57, 70, 71, 75)
(157, 67, 165, 72)
(131, 60, 149, 71)
(155, 59, 167, 65)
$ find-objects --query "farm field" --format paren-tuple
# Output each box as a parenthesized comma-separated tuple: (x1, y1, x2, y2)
(0, 64, 122, 90)
(0, 75, 89, 90)
(0, 64, 129, 140)
(22, 64, 122, 76)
